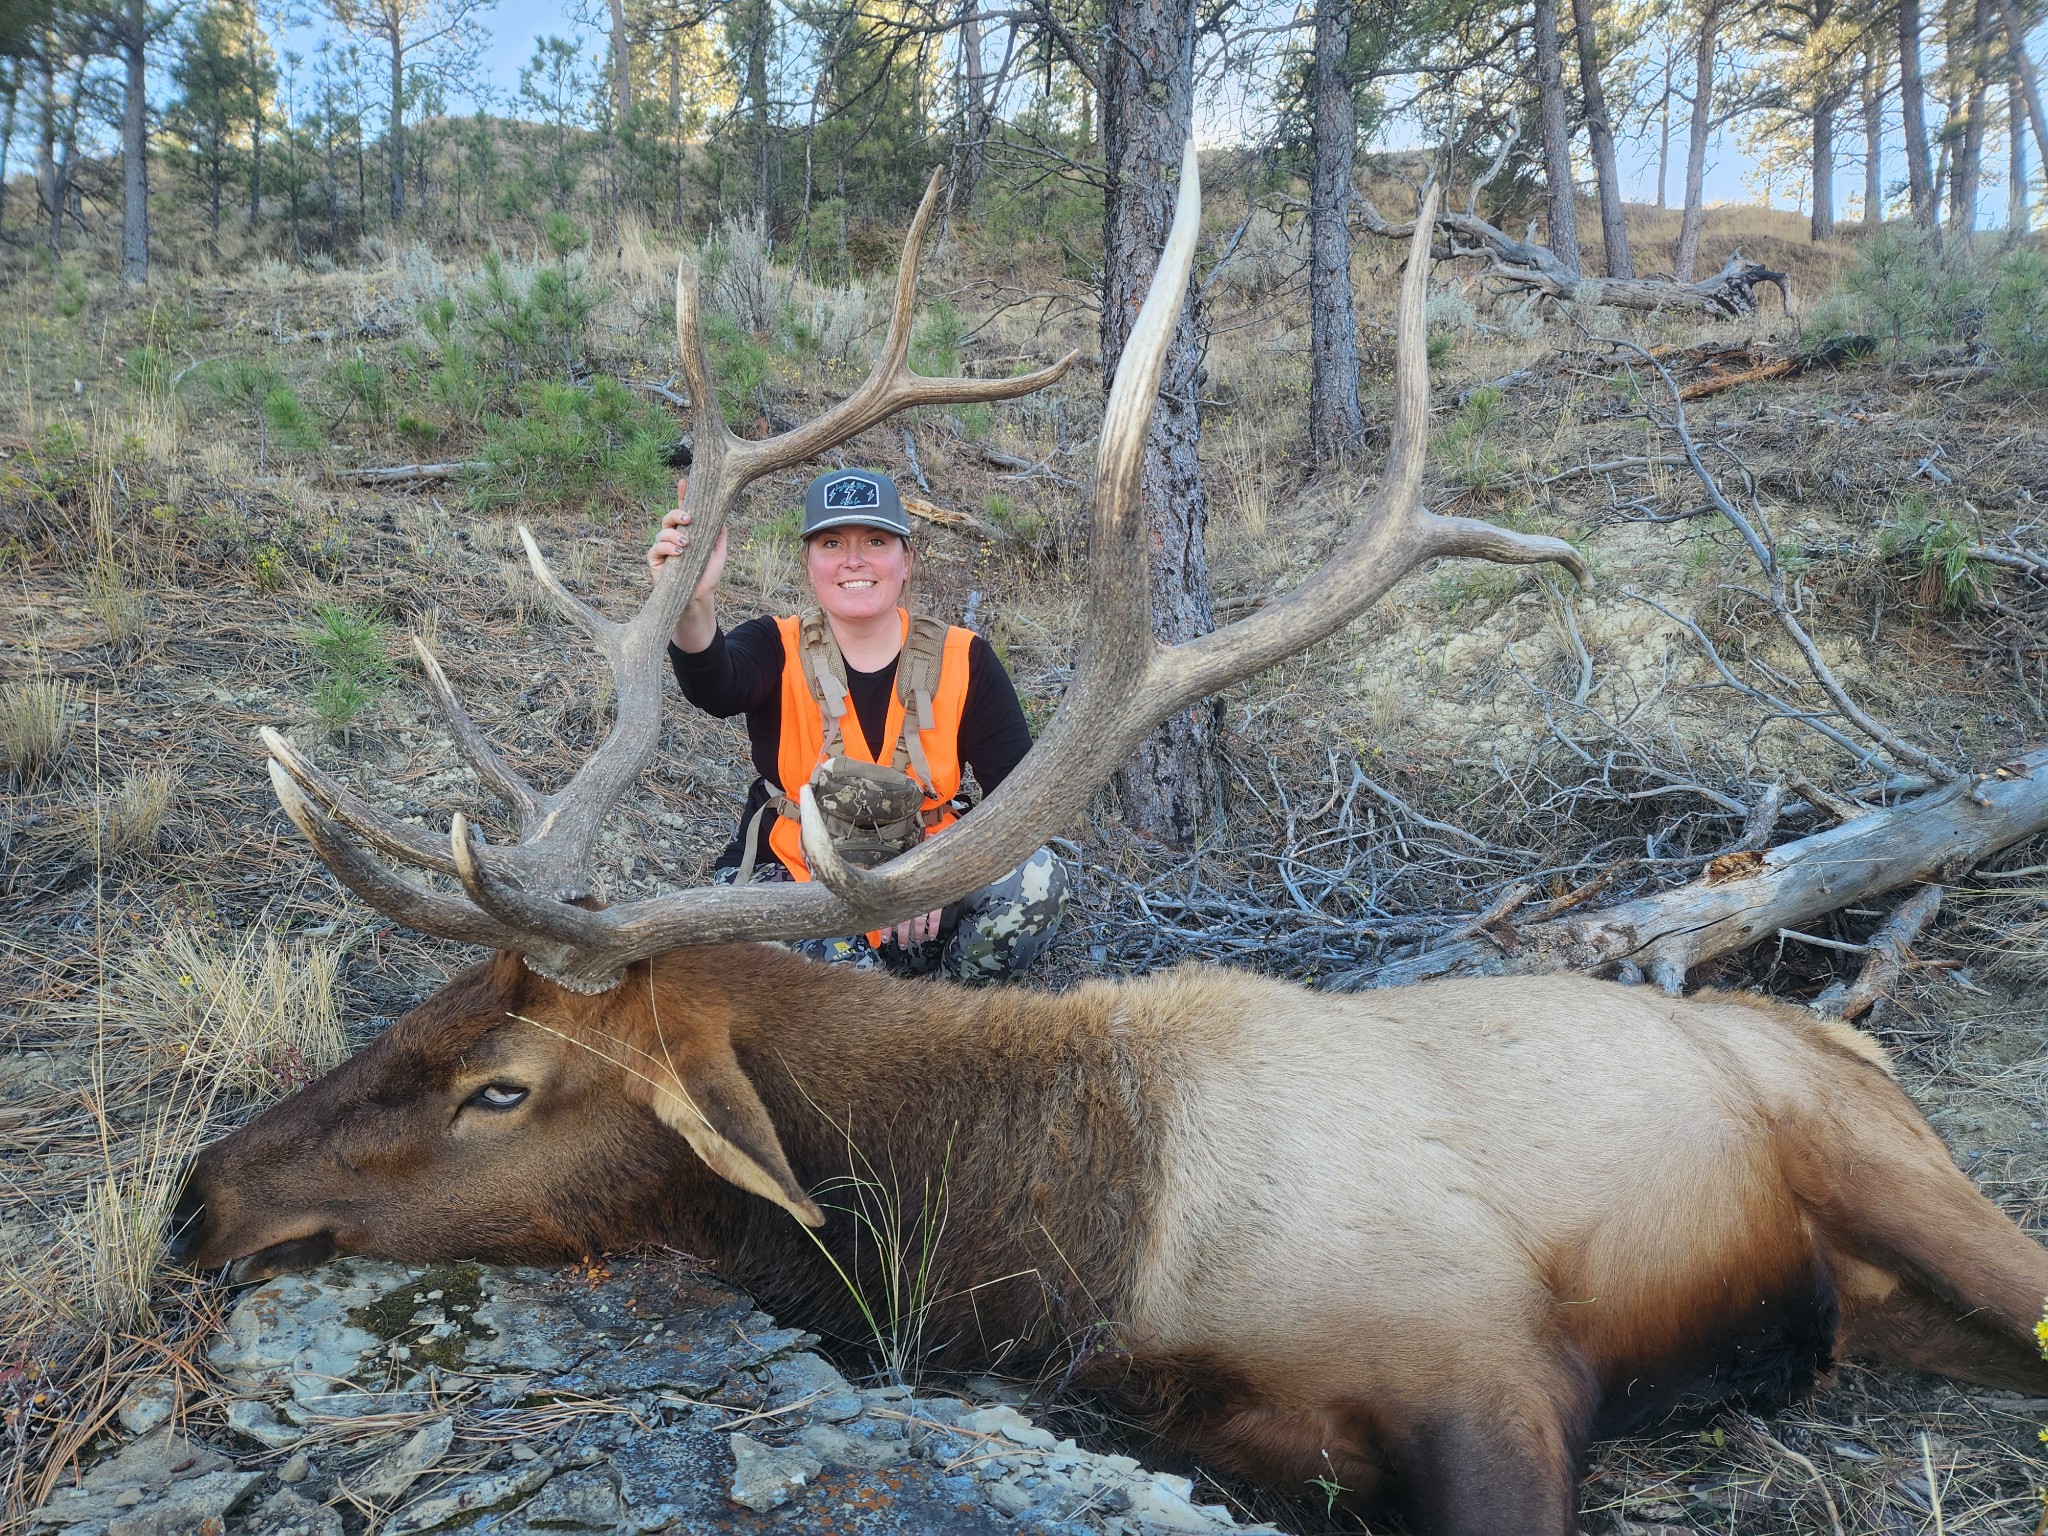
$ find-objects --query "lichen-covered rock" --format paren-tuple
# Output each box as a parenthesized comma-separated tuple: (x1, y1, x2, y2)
(382, 1460, 552, 1536)
(113, 1380, 176, 1439)
(345, 1416, 455, 1504)
(518, 1466, 625, 1530)
(728, 1433, 822, 1512)
(68, 1257, 1275, 1536)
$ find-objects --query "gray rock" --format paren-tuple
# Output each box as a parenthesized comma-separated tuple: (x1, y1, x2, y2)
(381, 1462, 551, 1536)
(519, 1466, 624, 1529)
(243, 1488, 343, 1536)
(727, 1434, 822, 1513)
(207, 1262, 401, 1417)
(226, 1399, 304, 1450)
(1119, 1472, 1237, 1533)
(82, 1429, 228, 1495)
(988, 1480, 1036, 1517)
(191, 1256, 1264, 1536)
(68, 1470, 262, 1536)
(114, 1380, 175, 1439)
(346, 1416, 454, 1503)
(960, 1405, 1058, 1452)
(793, 1423, 904, 1473)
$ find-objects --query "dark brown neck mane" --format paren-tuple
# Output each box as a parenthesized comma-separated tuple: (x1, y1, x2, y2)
(628, 945, 1170, 1374)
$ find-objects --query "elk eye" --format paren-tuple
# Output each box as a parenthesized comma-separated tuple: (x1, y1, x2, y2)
(470, 1083, 529, 1110)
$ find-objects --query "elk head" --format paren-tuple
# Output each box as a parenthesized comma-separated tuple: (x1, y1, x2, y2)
(183, 146, 1586, 1274)
(171, 948, 824, 1282)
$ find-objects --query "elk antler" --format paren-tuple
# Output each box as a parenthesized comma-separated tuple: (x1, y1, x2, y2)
(267, 147, 1584, 992)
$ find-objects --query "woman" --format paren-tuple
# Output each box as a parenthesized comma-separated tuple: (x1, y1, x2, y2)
(648, 466, 1068, 983)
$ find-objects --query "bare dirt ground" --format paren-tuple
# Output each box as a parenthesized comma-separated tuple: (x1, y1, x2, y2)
(4, 195, 2048, 1533)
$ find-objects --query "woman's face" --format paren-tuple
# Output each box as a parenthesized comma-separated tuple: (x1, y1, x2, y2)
(805, 525, 910, 624)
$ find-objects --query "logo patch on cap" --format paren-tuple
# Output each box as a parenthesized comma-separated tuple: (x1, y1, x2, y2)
(823, 474, 881, 510)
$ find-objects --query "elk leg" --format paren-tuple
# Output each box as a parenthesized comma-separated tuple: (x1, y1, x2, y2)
(1798, 1088, 2048, 1390)
(1392, 1382, 1589, 1536)
(1839, 1274, 2048, 1391)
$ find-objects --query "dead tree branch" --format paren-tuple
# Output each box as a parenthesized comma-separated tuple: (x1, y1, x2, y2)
(1356, 200, 1791, 317)
(1600, 333, 1962, 784)
(1812, 884, 1944, 1021)
(1335, 749, 2048, 995)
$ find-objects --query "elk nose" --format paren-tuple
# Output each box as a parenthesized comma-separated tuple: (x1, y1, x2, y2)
(165, 1171, 205, 1263)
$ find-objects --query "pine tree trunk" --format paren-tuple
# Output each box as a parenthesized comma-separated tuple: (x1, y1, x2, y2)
(953, 0, 988, 209)
(1899, 0, 1936, 232)
(1573, 0, 1632, 275)
(1307, 0, 1363, 461)
(247, 19, 262, 222)
(1950, 0, 1991, 230)
(119, 0, 146, 285)
(1658, 49, 1672, 207)
(0, 69, 15, 233)
(1811, 95, 1835, 239)
(1533, 0, 1580, 273)
(37, 47, 57, 251)
(670, 28, 685, 226)
(1675, 0, 1719, 281)
(387, 32, 405, 223)
(1863, 51, 1885, 225)
(746, 0, 770, 229)
(609, 0, 632, 123)
(2014, 73, 2033, 231)
(1101, 0, 1219, 846)
(1999, 0, 2048, 186)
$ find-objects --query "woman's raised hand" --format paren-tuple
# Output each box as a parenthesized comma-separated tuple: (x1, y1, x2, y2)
(648, 480, 729, 605)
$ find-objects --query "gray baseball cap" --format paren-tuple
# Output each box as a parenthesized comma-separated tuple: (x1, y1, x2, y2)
(801, 468, 911, 539)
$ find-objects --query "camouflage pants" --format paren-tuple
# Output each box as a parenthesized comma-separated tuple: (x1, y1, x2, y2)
(714, 846, 1069, 984)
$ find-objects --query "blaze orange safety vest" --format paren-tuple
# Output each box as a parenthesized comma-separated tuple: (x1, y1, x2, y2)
(765, 610, 975, 939)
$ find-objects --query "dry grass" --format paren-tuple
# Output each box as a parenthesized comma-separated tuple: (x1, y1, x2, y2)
(112, 927, 347, 1098)
(67, 767, 178, 865)
(0, 675, 76, 781)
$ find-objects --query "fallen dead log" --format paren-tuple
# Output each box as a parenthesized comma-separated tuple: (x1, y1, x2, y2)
(1358, 200, 1791, 318)
(348, 460, 480, 484)
(1334, 748, 2048, 994)
(901, 493, 1005, 541)
(1678, 357, 1800, 400)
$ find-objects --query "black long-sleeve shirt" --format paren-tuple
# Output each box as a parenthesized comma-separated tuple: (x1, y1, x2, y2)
(670, 615, 1035, 871)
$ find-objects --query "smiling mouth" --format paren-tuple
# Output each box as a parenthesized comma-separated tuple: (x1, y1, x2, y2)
(839, 579, 876, 589)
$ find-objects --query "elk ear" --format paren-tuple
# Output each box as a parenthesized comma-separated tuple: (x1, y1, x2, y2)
(647, 1046, 824, 1228)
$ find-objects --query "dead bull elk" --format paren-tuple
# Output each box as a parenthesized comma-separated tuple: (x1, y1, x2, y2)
(174, 149, 2048, 1535)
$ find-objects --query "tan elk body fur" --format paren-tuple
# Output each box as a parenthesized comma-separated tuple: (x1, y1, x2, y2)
(176, 151, 2048, 1535)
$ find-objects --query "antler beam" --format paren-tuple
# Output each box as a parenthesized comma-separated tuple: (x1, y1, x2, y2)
(267, 148, 1585, 993)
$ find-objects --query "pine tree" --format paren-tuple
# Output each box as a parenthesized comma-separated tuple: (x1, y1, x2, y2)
(168, 0, 274, 253)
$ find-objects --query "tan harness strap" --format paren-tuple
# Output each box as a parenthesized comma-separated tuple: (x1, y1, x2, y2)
(798, 612, 852, 760)
(893, 613, 950, 796)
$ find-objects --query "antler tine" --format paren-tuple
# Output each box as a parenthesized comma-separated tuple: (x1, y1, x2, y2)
(263, 726, 462, 875)
(268, 758, 524, 948)
(518, 526, 620, 647)
(722, 167, 1081, 484)
(409, 640, 542, 829)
